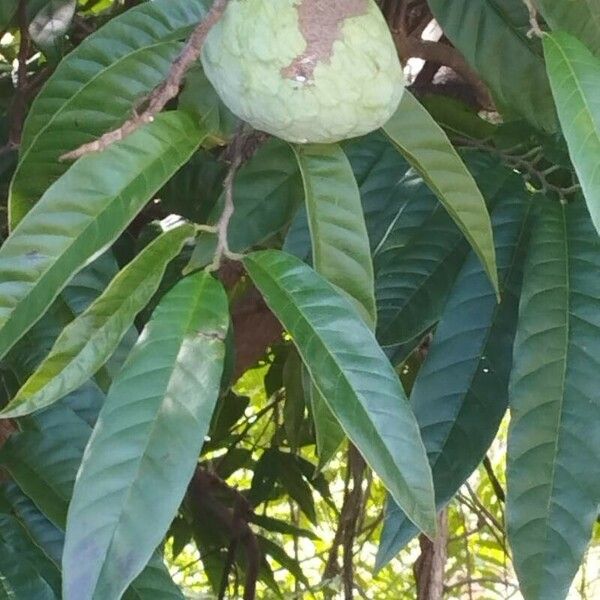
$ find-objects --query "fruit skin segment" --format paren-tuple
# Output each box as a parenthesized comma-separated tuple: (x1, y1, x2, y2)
(201, 0, 405, 144)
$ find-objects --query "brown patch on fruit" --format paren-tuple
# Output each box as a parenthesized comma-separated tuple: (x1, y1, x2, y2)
(281, 0, 368, 82)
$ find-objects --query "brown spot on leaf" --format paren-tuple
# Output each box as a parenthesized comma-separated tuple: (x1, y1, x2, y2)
(281, 0, 369, 82)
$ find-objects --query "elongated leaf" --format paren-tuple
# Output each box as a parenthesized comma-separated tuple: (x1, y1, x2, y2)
(1, 223, 195, 418)
(537, 0, 600, 54)
(0, 535, 57, 599)
(377, 184, 532, 568)
(293, 143, 377, 466)
(4, 252, 133, 393)
(375, 202, 469, 346)
(383, 91, 498, 295)
(282, 351, 305, 452)
(544, 32, 600, 236)
(1, 307, 182, 599)
(257, 536, 310, 588)
(244, 250, 436, 537)
(507, 199, 600, 600)
(0, 512, 61, 595)
(293, 143, 376, 326)
(9, 0, 209, 226)
(0, 111, 203, 362)
(63, 271, 228, 600)
(249, 514, 318, 540)
(375, 152, 511, 347)
(303, 367, 345, 471)
(1, 400, 184, 600)
(2, 482, 64, 566)
(427, 0, 556, 130)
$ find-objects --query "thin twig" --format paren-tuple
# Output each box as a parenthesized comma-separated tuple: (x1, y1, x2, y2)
(483, 456, 505, 503)
(8, 0, 31, 147)
(523, 0, 544, 38)
(60, 0, 230, 161)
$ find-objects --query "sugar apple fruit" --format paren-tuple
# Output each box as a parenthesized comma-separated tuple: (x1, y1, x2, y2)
(201, 0, 405, 144)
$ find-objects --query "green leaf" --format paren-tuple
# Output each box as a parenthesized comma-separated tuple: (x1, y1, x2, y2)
(219, 140, 302, 250)
(375, 152, 512, 347)
(303, 367, 345, 471)
(249, 514, 318, 540)
(9, 0, 210, 226)
(544, 32, 600, 237)
(293, 143, 377, 467)
(0, 111, 203, 362)
(257, 536, 310, 588)
(63, 271, 228, 600)
(277, 452, 317, 524)
(376, 183, 532, 568)
(427, 0, 556, 130)
(282, 351, 305, 452)
(375, 200, 469, 347)
(383, 91, 498, 295)
(293, 143, 376, 326)
(0, 535, 57, 599)
(537, 0, 600, 54)
(2, 482, 64, 566)
(0, 0, 17, 29)
(0, 512, 61, 596)
(507, 199, 600, 600)
(244, 250, 436, 537)
(1, 223, 195, 418)
(186, 139, 302, 272)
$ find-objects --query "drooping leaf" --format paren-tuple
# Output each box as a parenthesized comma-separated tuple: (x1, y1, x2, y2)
(293, 143, 376, 326)
(377, 182, 533, 568)
(249, 514, 318, 540)
(1, 222, 195, 418)
(2, 482, 64, 566)
(244, 250, 436, 537)
(383, 91, 498, 295)
(282, 351, 305, 452)
(375, 152, 511, 347)
(293, 143, 377, 466)
(0, 512, 61, 596)
(0, 111, 204, 362)
(9, 0, 210, 226)
(507, 198, 600, 600)
(257, 536, 310, 589)
(537, 0, 600, 54)
(63, 271, 228, 600)
(427, 0, 556, 130)
(1, 398, 184, 600)
(303, 367, 345, 471)
(0, 529, 57, 599)
(544, 32, 600, 236)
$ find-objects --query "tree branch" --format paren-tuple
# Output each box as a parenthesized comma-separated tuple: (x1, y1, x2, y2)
(60, 0, 230, 161)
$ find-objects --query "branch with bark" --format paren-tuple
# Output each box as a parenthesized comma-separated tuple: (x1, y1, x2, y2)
(61, 0, 230, 161)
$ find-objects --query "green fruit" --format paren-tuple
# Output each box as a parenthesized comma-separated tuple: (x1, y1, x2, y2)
(201, 0, 405, 144)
